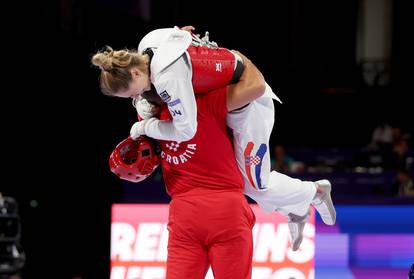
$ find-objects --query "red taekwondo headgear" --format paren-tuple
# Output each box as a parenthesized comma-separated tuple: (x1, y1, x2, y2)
(109, 136, 160, 182)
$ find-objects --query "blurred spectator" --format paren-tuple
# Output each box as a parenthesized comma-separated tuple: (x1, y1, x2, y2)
(357, 120, 394, 168)
(271, 145, 293, 173)
(363, 121, 412, 169)
(271, 145, 305, 173)
(390, 125, 411, 143)
(391, 168, 414, 197)
(368, 120, 393, 151)
(391, 138, 410, 169)
(391, 126, 403, 143)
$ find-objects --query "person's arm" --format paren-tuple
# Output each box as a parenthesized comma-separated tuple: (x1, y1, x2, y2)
(131, 55, 197, 142)
(226, 51, 266, 111)
(131, 79, 197, 143)
(143, 76, 197, 142)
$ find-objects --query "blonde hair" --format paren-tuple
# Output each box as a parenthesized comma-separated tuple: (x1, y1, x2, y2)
(91, 46, 149, 95)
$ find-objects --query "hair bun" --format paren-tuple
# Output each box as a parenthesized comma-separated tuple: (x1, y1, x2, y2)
(92, 46, 114, 71)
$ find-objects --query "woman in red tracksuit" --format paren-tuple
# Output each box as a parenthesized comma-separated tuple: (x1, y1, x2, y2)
(157, 53, 264, 279)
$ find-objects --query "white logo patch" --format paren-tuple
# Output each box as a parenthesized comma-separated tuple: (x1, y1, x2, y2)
(215, 63, 222, 72)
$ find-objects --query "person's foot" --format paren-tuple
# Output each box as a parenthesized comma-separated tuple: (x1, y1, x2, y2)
(312, 179, 336, 225)
(287, 212, 308, 251)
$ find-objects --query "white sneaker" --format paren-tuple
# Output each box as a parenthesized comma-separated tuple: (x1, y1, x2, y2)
(287, 213, 308, 251)
(312, 179, 336, 225)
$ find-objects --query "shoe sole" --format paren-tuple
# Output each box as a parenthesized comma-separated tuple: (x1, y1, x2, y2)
(313, 180, 336, 225)
(288, 221, 305, 251)
(288, 213, 308, 251)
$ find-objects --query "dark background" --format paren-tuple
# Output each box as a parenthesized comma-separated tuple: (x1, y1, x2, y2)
(3, 0, 413, 278)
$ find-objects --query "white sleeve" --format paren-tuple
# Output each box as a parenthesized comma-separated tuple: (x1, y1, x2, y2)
(144, 56, 197, 142)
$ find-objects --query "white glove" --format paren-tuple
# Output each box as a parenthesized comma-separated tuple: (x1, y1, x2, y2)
(130, 119, 149, 140)
(133, 96, 160, 120)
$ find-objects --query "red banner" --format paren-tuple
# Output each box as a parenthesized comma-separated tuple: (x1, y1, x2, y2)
(111, 204, 315, 279)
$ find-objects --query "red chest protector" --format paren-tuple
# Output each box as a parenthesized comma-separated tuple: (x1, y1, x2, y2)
(147, 43, 244, 95)
(187, 45, 244, 94)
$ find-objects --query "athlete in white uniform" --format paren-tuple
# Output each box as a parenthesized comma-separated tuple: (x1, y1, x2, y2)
(100, 27, 336, 251)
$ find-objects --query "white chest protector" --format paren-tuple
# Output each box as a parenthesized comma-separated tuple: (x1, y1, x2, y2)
(138, 28, 192, 77)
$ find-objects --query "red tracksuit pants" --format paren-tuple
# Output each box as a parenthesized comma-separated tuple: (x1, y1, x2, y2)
(166, 190, 256, 279)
